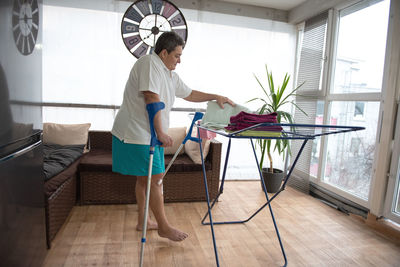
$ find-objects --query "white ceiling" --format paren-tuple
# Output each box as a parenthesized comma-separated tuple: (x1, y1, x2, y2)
(217, 0, 308, 11)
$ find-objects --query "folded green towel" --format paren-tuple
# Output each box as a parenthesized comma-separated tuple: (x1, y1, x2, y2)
(201, 101, 251, 128)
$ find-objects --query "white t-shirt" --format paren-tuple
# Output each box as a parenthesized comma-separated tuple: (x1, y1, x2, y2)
(111, 53, 192, 145)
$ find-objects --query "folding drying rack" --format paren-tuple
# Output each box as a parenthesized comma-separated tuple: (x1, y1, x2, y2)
(195, 122, 365, 267)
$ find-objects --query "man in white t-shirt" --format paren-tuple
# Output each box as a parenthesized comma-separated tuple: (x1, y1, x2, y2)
(112, 31, 234, 242)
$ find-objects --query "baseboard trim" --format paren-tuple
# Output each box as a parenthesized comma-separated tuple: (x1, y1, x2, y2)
(364, 213, 400, 245)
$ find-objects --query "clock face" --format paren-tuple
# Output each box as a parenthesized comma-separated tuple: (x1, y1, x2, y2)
(121, 0, 188, 58)
(12, 0, 39, 56)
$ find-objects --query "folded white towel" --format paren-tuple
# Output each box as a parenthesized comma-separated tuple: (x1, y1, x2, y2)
(200, 101, 251, 129)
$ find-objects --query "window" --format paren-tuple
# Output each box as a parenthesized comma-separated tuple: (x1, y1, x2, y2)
(331, 0, 389, 94)
(294, 0, 390, 205)
(323, 101, 379, 199)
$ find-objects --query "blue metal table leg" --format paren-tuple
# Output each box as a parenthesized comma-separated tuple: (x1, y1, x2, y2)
(199, 135, 220, 267)
(250, 138, 287, 267)
(200, 137, 309, 266)
(202, 139, 309, 225)
(252, 138, 309, 266)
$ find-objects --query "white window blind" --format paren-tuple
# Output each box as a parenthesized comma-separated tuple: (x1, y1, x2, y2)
(289, 12, 329, 192)
(297, 11, 328, 92)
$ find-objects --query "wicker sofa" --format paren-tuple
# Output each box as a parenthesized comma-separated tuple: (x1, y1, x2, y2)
(44, 130, 221, 247)
(79, 131, 221, 204)
(44, 156, 81, 248)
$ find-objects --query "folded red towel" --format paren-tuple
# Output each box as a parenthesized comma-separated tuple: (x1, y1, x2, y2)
(225, 111, 282, 132)
(230, 111, 278, 123)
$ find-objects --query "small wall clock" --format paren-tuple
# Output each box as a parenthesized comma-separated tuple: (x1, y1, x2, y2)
(12, 0, 39, 56)
(121, 0, 188, 58)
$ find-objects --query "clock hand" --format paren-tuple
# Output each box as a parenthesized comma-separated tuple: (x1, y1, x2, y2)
(159, 19, 169, 28)
(143, 15, 151, 25)
(143, 31, 153, 40)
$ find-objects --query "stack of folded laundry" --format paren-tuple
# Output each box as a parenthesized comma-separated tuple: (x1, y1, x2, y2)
(225, 111, 283, 136)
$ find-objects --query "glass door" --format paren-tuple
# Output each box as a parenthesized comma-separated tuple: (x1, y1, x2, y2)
(314, 0, 390, 206)
(322, 101, 379, 201)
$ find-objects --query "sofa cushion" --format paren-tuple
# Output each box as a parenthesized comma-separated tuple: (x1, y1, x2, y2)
(44, 158, 81, 198)
(79, 149, 211, 173)
(43, 144, 84, 181)
(165, 127, 186, 155)
(164, 154, 211, 172)
(184, 126, 211, 164)
(43, 123, 91, 152)
(79, 149, 112, 172)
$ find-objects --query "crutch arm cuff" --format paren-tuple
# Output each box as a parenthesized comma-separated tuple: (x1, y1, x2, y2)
(146, 102, 165, 147)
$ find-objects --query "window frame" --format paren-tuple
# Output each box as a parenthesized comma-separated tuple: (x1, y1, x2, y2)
(295, 0, 390, 209)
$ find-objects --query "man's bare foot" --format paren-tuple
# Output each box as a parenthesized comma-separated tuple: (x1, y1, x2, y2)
(136, 219, 158, 231)
(158, 226, 188, 242)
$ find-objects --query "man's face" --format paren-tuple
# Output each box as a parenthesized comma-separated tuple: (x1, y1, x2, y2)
(160, 45, 182, 71)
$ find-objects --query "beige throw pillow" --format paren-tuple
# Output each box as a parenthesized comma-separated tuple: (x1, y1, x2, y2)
(184, 126, 211, 164)
(43, 123, 91, 152)
(164, 127, 187, 155)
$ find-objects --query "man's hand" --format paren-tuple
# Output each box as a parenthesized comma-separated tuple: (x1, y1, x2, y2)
(157, 132, 173, 147)
(184, 90, 235, 108)
(143, 91, 172, 147)
(215, 95, 235, 109)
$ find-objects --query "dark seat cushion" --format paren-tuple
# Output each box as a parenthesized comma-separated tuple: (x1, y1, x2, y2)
(164, 154, 211, 172)
(44, 158, 80, 198)
(78, 149, 211, 172)
(79, 149, 112, 172)
(43, 144, 84, 181)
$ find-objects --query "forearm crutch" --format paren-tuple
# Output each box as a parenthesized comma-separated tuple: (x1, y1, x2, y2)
(139, 101, 165, 267)
(158, 111, 204, 185)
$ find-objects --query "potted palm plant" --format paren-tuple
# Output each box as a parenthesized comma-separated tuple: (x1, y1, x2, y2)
(248, 65, 306, 193)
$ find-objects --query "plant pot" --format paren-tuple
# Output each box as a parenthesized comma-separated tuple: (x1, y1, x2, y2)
(261, 168, 284, 193)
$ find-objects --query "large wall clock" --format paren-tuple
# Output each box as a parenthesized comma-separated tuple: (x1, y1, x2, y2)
(12, 0, 39, 56)
(121, 0, 188, 58)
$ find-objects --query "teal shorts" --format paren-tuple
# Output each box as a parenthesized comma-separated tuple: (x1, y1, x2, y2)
(112, 135, 165, 176)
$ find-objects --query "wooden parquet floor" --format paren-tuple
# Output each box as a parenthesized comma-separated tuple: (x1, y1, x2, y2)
(43, 181, 400, 267)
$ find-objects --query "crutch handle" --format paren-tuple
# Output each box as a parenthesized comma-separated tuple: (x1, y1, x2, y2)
(184, 112, 204, 143)
(158, 112, 204, 186)
(146, 102, 165, 147)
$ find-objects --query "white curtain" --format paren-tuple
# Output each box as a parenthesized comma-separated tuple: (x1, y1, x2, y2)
(42, 1, 297, 180)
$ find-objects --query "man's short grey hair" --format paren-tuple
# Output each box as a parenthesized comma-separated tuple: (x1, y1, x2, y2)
(154, 31, 185, 55)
